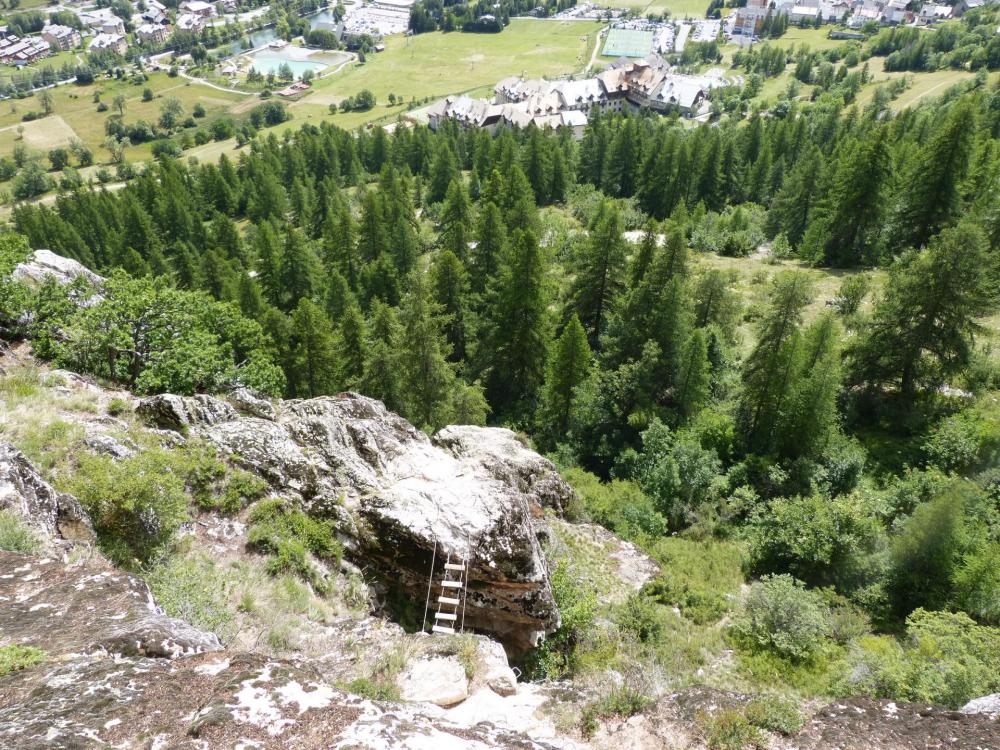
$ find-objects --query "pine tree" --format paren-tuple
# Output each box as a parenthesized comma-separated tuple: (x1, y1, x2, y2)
(549, 147, 569, 204)
(357, 190, 389, 263)
(538, 313, 592, 443)
(481, 228, 550, 417)
(289, 298, 339, 397)
(339, 302, 366, 388)
(802, 130, 891, 266)
(398, 269, 458, 430)
(890, 101, 975, 251)
(568, 201, 627, 346)
(470, 201, 505, 296)
(254, 221, 283, 308)
(766, 145, 823, 248)
(431, 249, 470, 363)
(693, 268, 740, 340)
(738, 271, 814, 454)
(428, 142, 459, 204)
(360, 300, 403, 413)
(778, 313, 842, 459)
(848, 223, 993, 400)
(522, 126, 551, 205)
(674, 328, 711, 421)
(279, 227, 318, 311)
(439, 178, 472, 260)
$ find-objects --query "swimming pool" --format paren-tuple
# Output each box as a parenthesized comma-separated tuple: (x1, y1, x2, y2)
(248, 52, 328, 77)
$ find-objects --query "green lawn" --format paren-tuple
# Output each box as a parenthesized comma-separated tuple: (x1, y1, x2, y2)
(599, 0, 710, 18)
(279, 19, 602, 130)
(0, 71, 248, 165)
(764, 26, 846, 51)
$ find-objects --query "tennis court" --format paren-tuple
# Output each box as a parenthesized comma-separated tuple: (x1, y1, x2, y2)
(602, 28, 655, 57)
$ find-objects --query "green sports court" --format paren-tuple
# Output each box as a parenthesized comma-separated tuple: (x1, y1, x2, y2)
(601, 28, 655, 57)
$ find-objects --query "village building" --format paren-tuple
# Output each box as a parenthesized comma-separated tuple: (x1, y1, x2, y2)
(176, 13, 206, 31)
(179, 0, 217, 17)
(78, 8, 126, 36)
(41, 24, 81, 51)
(429, 55, 727, 137)
(137, 23, 169, 45)
(0, 35, 51, 64)
(89, 32, 128, 55)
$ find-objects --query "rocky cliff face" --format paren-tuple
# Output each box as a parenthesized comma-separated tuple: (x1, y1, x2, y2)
(0, 439, 570, 750)
(137, 391, 573, 653)
(0, 443, 94, 550)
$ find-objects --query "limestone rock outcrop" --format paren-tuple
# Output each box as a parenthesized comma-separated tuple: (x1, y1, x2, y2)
(12, 249, 104, 289)
(0, 442, 94, 547)
(138, 391, 568, 653)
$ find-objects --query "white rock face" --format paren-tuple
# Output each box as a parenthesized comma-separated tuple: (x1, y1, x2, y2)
(12, 249, 104, 291)
(137, 391, 569, 652)
(962, 694, 1000, 718)
(0, 442, 94, 546)
(398, 656, 469, 707)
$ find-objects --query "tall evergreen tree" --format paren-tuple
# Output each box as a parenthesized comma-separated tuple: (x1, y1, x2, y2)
(568, 201, 627, 346)
(848, 223, 993, 399)
(289, 298, 339, 398)
(538, 313, 592, 443)
(481, 228, 550, 416)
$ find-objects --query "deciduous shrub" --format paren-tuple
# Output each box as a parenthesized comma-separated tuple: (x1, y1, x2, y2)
(732, 575, 830, 661)
(0, 509, 39, 554)
(644, 537, 744, 624)
(844, 609, 1000, 708)
(247, 498, 341, 592)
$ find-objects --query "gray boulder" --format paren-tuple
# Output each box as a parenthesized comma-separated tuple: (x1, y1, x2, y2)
(0, 443, 94, 546)
(962, 694, 1000, 718)
(12, 249, 104, 289)
(137, 391, 569, 653)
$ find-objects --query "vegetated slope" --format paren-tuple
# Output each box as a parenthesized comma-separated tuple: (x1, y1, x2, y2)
(1, 42, 1000, 744)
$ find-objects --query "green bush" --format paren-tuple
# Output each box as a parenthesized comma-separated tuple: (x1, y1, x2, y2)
(344, 677, 401, 702)
(560, 467, 666, 541)
(522, 562, 597, 679)
(745, 494, 886, 594)
(0, 645, 45, 676)
(614, 592, 664, 643)
(923, 401, 1000, 475)
(219, 470, 269, 514)
(844, 609, 1000, 708)
(0, 510, 40, 554)
(643, 538, 744, 624)
(699, 709, 763, 750)
(953, 542, 1000, 625)
(60, 450, 190, 566)
(580, 684, 651, 737)
(146, 555, 236, 640)
(732, 575, 830, 661)
(744, 696, 803, 735)
(247, 499, 341, 592)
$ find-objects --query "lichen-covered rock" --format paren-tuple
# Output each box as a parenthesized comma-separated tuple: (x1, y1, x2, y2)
(83, 433, 135, 459)
(962, 693, 1000, 718)
(0, 443, 94, 546)
(0, 551, 220, 659)
(136, 393, 237, 430)
(229, 386, 278, 420)
(137, 391, 566, 653)
(12, 249, 104, 290)
(398, 656, 470, 707)
(434, 425, 576, 514)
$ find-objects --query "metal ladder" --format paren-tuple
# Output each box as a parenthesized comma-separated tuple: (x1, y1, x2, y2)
(429, 552, 468, 635)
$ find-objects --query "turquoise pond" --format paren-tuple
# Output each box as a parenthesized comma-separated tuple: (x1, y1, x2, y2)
(248, 53, 328, 76)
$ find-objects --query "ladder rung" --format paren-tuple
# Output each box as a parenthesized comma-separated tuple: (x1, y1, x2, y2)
(438, 596, 460, 606)
(440, 580, 462, 589)
(435, 612, 457, 621)
(444, 563, 465, 571)
(432, 625, 455, 635)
